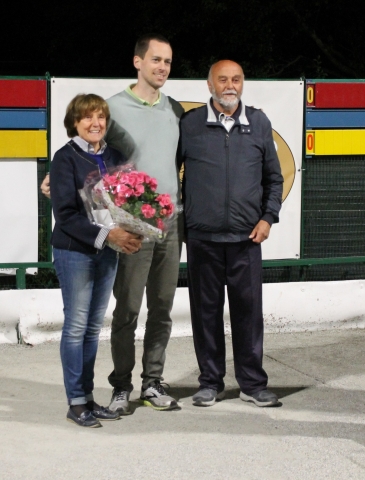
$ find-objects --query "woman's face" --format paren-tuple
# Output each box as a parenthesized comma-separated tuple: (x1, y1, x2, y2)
(74, 109, 107, 149)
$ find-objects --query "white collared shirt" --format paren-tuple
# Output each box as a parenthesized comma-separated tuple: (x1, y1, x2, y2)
(218, 113, 236, 132)
(73, 136, 107, 155)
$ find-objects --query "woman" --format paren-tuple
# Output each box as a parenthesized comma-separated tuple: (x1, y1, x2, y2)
(51, 94, 141, 428)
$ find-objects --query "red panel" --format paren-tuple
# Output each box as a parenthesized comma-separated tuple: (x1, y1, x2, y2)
(0, 80, 47, 107)
(315, 83, 365, 108)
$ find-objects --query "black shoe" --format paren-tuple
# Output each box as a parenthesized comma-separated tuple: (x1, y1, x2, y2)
(66, 408, 102, 428)
(240, 389, 279, 407)
(91, 405, 120, 421)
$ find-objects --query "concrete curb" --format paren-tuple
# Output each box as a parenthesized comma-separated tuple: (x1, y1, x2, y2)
(0, 280, 364, 344)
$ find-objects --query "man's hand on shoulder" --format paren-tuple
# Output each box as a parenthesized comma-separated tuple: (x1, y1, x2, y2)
(249, 220, 271, 244)
(40, 173, 51, 199)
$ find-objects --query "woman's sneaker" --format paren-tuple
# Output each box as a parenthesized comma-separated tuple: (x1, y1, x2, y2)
(108, 388, 131, 415)
(140, 381, 178, 410)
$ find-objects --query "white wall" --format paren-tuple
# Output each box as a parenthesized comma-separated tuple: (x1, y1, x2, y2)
(1, 280, 365, 344)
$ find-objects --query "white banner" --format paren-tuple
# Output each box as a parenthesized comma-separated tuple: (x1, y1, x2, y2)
(51, 78, 303, 260)
(0, 159, 38, 269)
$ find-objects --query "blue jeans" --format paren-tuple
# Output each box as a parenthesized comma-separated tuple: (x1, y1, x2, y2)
(53, 247, 118, 405)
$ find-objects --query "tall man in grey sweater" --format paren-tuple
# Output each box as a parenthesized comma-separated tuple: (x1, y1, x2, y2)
(106, 34, 184, 413)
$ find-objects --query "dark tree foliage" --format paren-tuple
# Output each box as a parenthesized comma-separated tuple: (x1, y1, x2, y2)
(1, 0, 364, 79)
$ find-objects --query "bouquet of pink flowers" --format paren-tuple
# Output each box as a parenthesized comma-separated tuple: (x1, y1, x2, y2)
(80, 164, 179, 247)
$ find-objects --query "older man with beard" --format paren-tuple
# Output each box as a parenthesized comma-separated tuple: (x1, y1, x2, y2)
(179, 60, 283, 408)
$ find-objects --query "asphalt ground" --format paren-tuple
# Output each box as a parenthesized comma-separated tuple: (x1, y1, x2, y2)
(1, 329, 365, 479)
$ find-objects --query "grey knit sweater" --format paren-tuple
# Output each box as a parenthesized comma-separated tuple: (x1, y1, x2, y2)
(106, 89, 184, 204)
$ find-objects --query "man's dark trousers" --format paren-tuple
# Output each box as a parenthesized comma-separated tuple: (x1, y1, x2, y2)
(187, 238, 268, 395)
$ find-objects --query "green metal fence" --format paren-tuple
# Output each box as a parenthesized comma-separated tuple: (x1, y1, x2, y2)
(2, 150, 365, 290)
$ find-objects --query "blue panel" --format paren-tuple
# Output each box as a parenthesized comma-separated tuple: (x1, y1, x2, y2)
(0, 109, 47, 129)
(306, 109, 365, 128)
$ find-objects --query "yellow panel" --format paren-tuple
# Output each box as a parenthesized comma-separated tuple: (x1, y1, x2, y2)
(352, 130, 365, 154)
(312, 129, 365, 155)
(0, 131, 47, 157)
(333, 130, 343, 154)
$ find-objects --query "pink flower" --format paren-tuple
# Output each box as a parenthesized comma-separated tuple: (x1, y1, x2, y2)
(156, 193, 172, 207)
(156, 218, 165, 230)
(161, 203, 174, 216)
(121, 173, 137, 188)
(115, 184, 134, 197)
(112, 184, 134, 206)
(141, 204, 156, 218)
(148, 177, 158, 191)
(103, 174, 119, 188)
(135, 172, 146, 184)
(114, 193, 128, 206)
(134, 184, 145, 196)
(126, 171, 145, 186)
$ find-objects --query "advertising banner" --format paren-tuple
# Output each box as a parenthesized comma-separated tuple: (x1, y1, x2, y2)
(51, 78, 304, 260)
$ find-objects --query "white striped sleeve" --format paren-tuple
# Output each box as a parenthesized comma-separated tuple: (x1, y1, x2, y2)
(94, 226, 111, 250)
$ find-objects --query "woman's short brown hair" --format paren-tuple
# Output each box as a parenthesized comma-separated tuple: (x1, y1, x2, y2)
(64, 93, 111, 138)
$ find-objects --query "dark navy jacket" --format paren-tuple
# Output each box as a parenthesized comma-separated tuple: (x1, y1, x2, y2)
(180, 102, 284, 242)
(50, 140, 125, 254)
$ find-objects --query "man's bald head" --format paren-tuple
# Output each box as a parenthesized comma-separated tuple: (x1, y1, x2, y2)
(207, 60, 244, 114)
(208, 60, 244, 82)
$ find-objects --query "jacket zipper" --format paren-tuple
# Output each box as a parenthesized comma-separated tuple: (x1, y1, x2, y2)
(224, 133, 230, 230)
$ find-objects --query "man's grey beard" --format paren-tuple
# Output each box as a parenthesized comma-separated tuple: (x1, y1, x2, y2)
(211, 88, 241, 109)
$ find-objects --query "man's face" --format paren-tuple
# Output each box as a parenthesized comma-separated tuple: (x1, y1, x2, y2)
(134, 40, 172, 90)
(208, 61, 244, 110)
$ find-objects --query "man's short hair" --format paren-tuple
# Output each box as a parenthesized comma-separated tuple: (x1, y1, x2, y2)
(134, 33, 171, 59)
(64, 93, 110, 138)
